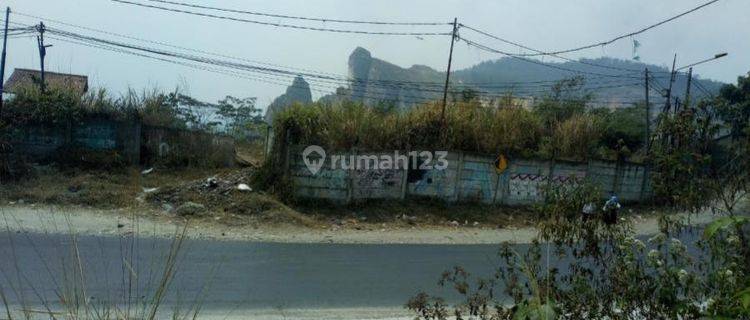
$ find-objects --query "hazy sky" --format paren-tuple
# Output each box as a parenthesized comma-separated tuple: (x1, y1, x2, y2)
(3, 0, 749, 111)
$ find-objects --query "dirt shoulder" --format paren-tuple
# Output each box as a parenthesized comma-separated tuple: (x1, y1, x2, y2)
(0, 167, 722, 244)
(0, 204, 717, 244)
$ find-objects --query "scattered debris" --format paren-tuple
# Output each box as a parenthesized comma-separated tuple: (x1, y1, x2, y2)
(142, 187, 159, 193)
(141, 168, 154, 175)
(144, 167, 315, 226)
(449, 220, 460, 227)
(203, 177, 219, 189)
(237, 184, 252, 192)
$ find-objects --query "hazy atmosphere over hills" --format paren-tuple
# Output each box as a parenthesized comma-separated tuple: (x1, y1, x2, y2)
(266, 46, 725, 119)
(3, 0, 747, 113)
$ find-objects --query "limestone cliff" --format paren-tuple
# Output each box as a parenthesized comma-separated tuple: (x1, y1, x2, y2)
(342, 47, 723, 109)
(270, 47, 724, 111)
(264, 76, 313, 123)
(347, 47, 443, 110)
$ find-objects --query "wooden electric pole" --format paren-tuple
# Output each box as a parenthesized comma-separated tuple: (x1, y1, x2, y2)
(439, 18, 458, 132)
(664, 54, 677, 114)
(36, 22, 49, 92)
(641, 68, 651, 202)
(684, 67, 693, 108)
(0, 7, 10, 116)
(644, 68, 650, 153)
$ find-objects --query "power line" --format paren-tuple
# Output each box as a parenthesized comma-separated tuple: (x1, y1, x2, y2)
(458, 23, 664, 74)
(42, 26, 443, 92)
(110, 0, 452, 36)
(45, 25, 644, 102)
(42, 29, 445, 104)
(9, 10, 359, 79)
(47, 34, 439, 105)
(15, 17, 645, 106)
(142, 0, 450, 26)
(46, 29, 642, 106)
(10, 12, 650, 92)
(458, 36, 644, 79)
(481, 0, 721, 56)
(33, 18, 638, 93)
(692, 80, 716, 99)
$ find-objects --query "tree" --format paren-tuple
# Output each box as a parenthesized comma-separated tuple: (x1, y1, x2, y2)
(533, 76, 592, 130)
(216, 96, 263, 140)
(716, 72, 750, 139)
(592, 104, 647, 154)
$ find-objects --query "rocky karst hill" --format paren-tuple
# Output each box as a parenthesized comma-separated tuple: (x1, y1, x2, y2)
(264, 75, 313, 123)
(266, 47, 725, 120)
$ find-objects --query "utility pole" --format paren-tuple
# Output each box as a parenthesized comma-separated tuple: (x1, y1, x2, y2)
(684, 67, 693, 108)
(439, 18, 458, 132)
(0, 7, 10, 116)
(644, 68, 650, 153)
(664, 54, 677, 114)
(36, 22, 49, 92)
(641, 68, 651, 202)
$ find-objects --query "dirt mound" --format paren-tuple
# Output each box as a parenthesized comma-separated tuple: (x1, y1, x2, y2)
(147, 168, 315, 226)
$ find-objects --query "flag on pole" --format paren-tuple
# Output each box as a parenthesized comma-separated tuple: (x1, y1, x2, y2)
(632, 39, 641, 61)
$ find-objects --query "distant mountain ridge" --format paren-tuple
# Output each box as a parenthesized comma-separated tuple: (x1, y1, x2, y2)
(266, 47, 725, 120)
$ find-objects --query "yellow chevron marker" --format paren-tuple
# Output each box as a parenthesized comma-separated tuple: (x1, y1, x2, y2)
(494, 154, 508, 174)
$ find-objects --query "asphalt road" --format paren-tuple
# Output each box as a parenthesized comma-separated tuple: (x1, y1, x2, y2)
(0, 232, 516, 310)
(0, 227, 703, 316)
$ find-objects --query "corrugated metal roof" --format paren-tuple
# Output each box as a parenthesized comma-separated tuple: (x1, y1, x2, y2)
(3, 68, 88, 95)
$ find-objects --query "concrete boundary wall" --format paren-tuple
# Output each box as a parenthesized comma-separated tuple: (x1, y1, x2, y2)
(9, 118, 141, 164)
(286, 145, 651, 205)
(9, 119, 235, 167)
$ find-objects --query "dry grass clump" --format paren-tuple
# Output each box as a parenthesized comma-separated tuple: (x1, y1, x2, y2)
(271, 99, 623, 161)
(274, 101, 554, 157)
(0, 218, 208, 320)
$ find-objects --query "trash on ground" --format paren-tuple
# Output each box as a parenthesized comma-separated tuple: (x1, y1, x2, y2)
(142, 187, 159, 193)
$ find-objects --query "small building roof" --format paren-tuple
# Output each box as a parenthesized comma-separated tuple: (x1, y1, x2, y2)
(3, 68, 89, 95)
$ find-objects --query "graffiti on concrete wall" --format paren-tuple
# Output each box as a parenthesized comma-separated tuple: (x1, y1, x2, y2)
(352, 168, 403, 199)
(410, 169, 453, 198)
(73, 123, 117, 149)
(289, 147, 650, 204)
(459, 164, 495, 202)
(508, 173, 584, 201)
(355, 168, 402, 188)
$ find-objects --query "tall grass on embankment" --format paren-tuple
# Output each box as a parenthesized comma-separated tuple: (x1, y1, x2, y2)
(269, 100, 646, 162)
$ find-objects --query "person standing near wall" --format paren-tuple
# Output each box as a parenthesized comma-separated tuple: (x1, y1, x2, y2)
(602, 193, 621, 225)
